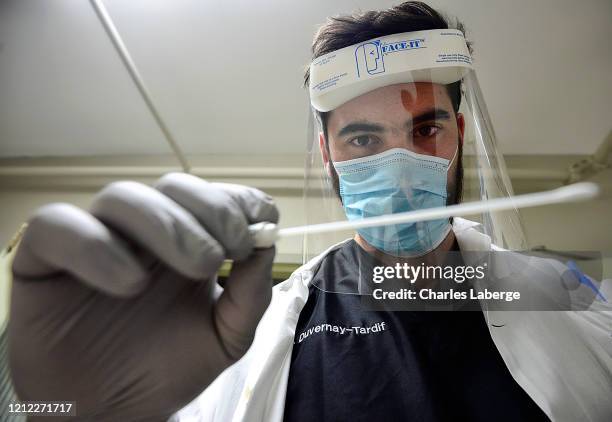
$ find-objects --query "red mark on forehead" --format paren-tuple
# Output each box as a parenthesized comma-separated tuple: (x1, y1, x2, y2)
(400, 89, 414, 111)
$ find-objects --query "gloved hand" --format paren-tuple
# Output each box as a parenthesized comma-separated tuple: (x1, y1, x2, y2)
(8, 173, 279, 421)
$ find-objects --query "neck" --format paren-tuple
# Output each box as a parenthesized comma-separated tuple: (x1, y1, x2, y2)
(354, 224, 458, 267)
(355, 226, 459, 290)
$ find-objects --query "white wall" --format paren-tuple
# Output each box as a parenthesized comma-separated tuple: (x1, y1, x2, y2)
(1, 161, 611, 263)
(2, 0, 611, 157)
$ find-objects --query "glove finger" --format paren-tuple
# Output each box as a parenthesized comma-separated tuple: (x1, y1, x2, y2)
(211, 182, 279, 225)
(213, 247, 275, 360)
(12, 203, 147, 297)
(90, 181, 224, 280)
(154, 173, 253, 261)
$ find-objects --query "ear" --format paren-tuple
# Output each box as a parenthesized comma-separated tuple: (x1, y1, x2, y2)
(456, 112, 465, 147)
(319, 132, 333, 177)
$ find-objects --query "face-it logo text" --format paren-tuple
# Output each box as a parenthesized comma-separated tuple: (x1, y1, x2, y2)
(355, 38, 425, 77)
(381, 39, 423, 53)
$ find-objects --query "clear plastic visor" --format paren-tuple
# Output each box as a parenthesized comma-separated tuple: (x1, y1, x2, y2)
(303, 69, 527, 294)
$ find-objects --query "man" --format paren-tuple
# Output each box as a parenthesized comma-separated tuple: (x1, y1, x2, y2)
(176, 3, 611, 421)
(8, 2, 612, 421)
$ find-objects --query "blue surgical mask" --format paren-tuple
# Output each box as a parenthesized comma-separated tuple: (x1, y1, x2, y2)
(333, 148, 456, 257)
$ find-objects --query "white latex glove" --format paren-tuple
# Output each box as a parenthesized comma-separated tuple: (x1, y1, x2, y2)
(9, 173, 279, 421)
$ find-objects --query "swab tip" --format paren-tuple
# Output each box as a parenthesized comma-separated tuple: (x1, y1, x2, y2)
(556, 182, 600, 201)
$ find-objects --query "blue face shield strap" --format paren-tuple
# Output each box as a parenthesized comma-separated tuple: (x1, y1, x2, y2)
(333, 147, 457, 257)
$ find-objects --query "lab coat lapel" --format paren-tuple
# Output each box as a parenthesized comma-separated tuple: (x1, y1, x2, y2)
(234, 243, 349, 422)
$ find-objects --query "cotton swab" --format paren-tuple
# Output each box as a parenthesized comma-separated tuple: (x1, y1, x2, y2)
(248, 182, 600, 248)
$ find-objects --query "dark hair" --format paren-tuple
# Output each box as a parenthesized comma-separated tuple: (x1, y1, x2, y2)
(305, 1, 472, 140)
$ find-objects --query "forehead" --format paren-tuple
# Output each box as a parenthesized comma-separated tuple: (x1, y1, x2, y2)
(327, 82, 452, 129)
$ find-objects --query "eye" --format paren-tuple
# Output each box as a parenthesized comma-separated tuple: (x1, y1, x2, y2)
(414, 125, 440, 138)
(348, 135, 379, 147)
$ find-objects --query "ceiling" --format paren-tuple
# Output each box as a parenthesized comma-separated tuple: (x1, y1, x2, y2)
(0, 0, 610, 157)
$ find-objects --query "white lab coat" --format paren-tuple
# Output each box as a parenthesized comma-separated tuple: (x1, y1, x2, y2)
(174, 218, 612, 422)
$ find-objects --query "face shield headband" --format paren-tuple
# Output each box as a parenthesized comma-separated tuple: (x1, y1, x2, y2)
(309, 29, 473, 112)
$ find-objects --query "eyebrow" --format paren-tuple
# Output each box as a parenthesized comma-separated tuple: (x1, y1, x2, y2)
(336, 122, 385, 138)
(409, 108, 452, 127)
(335, 107, 452, 138)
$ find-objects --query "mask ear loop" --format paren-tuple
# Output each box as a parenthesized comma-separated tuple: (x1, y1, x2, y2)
(438, 145, 460, 245)
(448, 146, 459, 167)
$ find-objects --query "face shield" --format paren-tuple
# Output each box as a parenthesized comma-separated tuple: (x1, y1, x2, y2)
(303, 29, 528, 295)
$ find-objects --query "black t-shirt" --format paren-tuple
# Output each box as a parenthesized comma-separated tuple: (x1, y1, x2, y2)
(283, 240, 549, 422)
